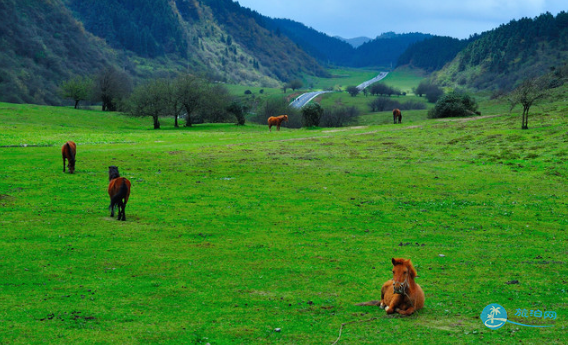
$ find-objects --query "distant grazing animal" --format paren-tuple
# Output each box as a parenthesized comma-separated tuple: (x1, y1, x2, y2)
(356, 258, 424, 316)
(393, 109, 402, 124)
(267, 115, 288, 132)
(108, 166, 131, 221)
(62, 141, 77, 173)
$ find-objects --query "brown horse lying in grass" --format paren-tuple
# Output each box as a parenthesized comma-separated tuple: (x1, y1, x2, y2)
(267, 115, 288, 132)
(393, 109, 402, 124)
(62, 141, 77, 173)
(357, 258, 424, 316)
(108, 166, 131, 221)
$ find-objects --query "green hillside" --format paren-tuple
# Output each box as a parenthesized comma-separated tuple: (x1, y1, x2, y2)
(0, 0, 328, 105)
(1, 86, 567, 342)
(432, 12, 568, 91)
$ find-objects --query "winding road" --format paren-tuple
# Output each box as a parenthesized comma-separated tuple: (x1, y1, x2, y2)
(290, 72, 389, 109)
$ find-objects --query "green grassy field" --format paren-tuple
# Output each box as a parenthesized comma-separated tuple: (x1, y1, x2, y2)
(1, 83, 567, 345)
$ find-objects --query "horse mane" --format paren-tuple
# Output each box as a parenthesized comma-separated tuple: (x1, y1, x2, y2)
(392, 258, 417, 279)
(109, 166, 121, 181)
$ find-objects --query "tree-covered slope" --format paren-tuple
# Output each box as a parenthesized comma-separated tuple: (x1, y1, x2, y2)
(0, 0, 329, 105)
(396, 36, 474, 71)
(0, 0, 113, 104)
(432, 12, 568, 91)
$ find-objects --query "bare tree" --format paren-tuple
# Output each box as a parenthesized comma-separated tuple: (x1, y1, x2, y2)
(128, 79, 167, 129)
(508, 76, 550, 129)
(93, 67, 132, 111)
(176, 74, 210, 127)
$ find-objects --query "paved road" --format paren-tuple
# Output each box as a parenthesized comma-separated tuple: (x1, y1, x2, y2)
(289, 91, 332, 109)
(289, 72, 389, 109)
(356, 72, 389, 90)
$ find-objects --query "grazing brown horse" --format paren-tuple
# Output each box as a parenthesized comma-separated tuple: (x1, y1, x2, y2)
(356, 258, 424, 316)
(267, 115, 288, 132)
(108, 166, 131, 221)
(393, 109, 402, 124)
(62, 141, 77, 173)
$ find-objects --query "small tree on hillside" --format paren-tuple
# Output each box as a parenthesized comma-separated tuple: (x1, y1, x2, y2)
(346, 86, 360, 97)
(128, 79, 167, 129)
(175, 74, 218, 127)
(60, 76, 93, 109)
(288, 79, 303, 91)
(508, 76, 550, 130)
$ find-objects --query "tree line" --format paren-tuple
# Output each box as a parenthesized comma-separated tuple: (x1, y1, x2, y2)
(60, 68, 246, 129)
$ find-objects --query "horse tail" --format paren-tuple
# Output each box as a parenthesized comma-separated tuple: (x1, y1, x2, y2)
(355, 300, 382, 306)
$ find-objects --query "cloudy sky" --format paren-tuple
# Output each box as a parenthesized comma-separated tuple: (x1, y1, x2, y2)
(236, 0, 566, 39)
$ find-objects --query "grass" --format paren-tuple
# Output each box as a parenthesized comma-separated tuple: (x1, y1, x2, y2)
(0, 86, 567, 344)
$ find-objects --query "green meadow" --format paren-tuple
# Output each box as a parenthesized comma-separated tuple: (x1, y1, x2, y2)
(0, 81, 567, 344)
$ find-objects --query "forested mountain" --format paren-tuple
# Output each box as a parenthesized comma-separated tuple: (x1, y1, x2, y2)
(352, 32, 432, 67)
(397, 36, 474, 71)
(432, 12, 568, 91)
(260, 17, 432, 68)
(337, 37, 372, 48)
(0, 0, 113, 104)
(263, 18, 355, 66)
(1, 0, 328, 105)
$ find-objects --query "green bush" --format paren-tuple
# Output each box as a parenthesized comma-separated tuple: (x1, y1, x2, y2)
(428, 91, 479, 119)
(301, 103, 323, 127)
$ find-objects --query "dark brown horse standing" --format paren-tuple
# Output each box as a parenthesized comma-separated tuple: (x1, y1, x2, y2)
(108, 166, 131, 221)
(62, 141, 77, 173)
(393, 109, 402, 124)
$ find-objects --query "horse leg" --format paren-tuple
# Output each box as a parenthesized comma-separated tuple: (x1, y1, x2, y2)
(396, 305, 416, 316)
(63, 157, 66, 172)
(394, 115, 396, 124)
(109, 202, 115, 217)
(269, 124, 272, 132)
(121, 204, 126, 221)
(385, 294, 403, 314)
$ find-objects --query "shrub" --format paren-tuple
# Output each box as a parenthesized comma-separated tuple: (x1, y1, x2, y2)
(321, 106, 360, 127)
(302, 103, 323, 127)
(227, 101, 247, 125)
(428, 91, 479, 119)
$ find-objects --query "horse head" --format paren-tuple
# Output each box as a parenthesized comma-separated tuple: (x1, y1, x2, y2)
(68, 158, 76, 174)
(282, 115, 288, 122)
(391, 258, 417, 294)
(109, 166, 120, 181)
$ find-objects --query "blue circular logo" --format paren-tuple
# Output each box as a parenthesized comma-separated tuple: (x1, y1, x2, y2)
(481, 304, 508, 329)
